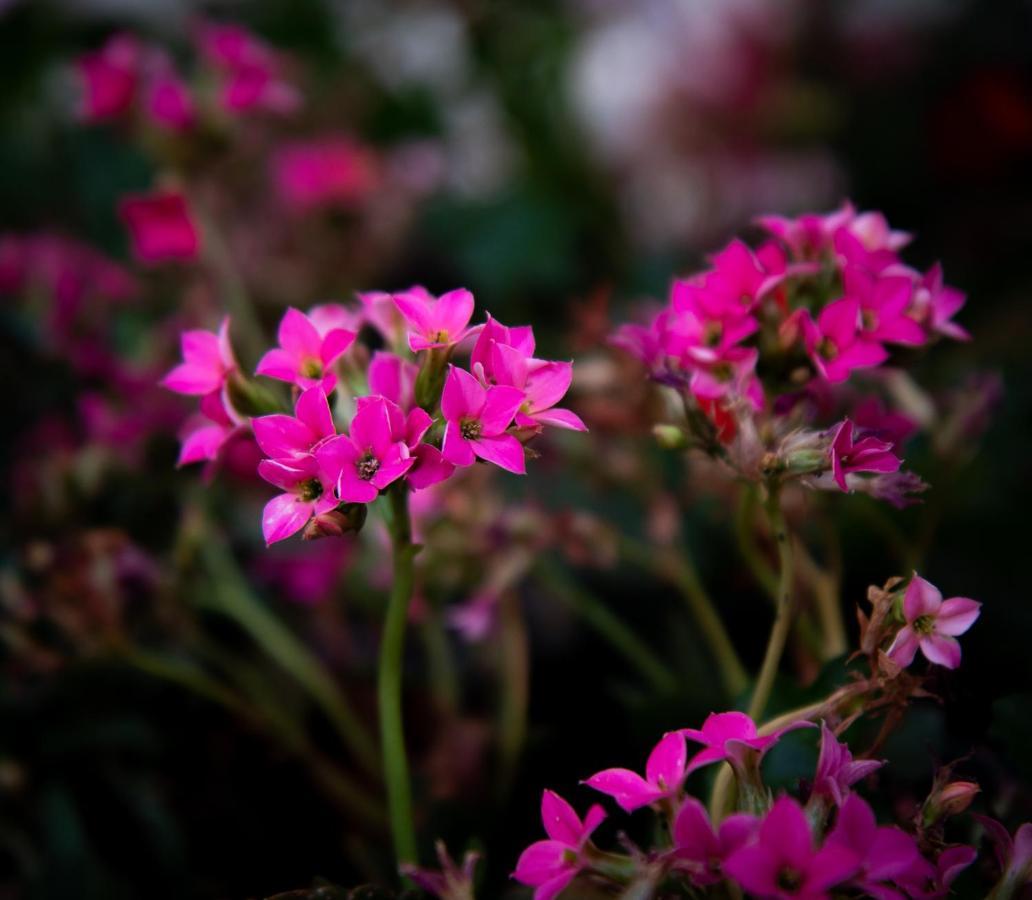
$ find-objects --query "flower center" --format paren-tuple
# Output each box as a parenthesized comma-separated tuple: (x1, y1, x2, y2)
(914, 614, 936, 635)
(460, 418, 482, 440)
(777, 867, 803, 892)
(298, 478, 323, 502)
(711, 362, 733, 382)
(817, 337, 838, 360)
(861, 308, 879, 331)
(703, 321, 723, 347)
(739, 292, 753, 306)
(356, 452, 380, 481)
(301, 358, 324, 379)
(433, 329, 450, 344)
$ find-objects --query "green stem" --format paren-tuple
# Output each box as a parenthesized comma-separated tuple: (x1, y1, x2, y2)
(420, 613, 459, 717)
(795, 540, 848, 660)
(747, 488, 796, 722)
(380, 487, 419, 870)
(620, 536, 747, 699)
(735, 485, 779, 599)
(496, 589, 529, 798)
(536, 558, 677, 695)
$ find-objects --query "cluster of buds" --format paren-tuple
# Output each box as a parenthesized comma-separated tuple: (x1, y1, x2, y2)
(612, 203, 968, 505)
(161, 288, 585, 544)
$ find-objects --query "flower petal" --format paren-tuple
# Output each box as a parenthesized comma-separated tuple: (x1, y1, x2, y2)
(645, 731, 686, 792)
(470, 434, 526, 474)
(479, 384, 525, 435)
(919, 633, 962, 669)
(441, 366, 485, 421)
(262, 493, 313, 544)
(441, 421, 476, 467)
(904, 574, 943, 621)
(540, 790, 583, 845)
(584, 768, 658, 813)
(935, 598, 981, 636)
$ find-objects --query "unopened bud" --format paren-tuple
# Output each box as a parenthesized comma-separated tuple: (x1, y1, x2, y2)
(303, 504, 367, 539)
(653, 424, 688, 450)
(226, 371, 285, 417)
(785, 448, 828, 475)
(923, 781, 980, 827)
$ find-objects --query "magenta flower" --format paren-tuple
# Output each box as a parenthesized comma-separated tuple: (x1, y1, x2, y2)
(975, 816, 1032, 894)
(513, 790, 606, 900)
(679, 712, 811, 775)
(258, 455, 339, 545)
(394, 287, 478, 352)
(843, 266, 924, 346)
(76, 34, 140, 123)
(177, 391, 238, 467)
(825, 794, 920, 897)
(119, 191, 200, 264)
(913, 263, 969, 341)
(811, 722, 884, 808)
(368, 351, 419, 412)
(400, 841, 480, 900)
(490, 344, 586, 432)
(671, 797, 757, 886)
(256, 307, 356, 393)
(799, 297, 888, 383)
(315, 397, 414, 503)
(724, 796, 860, 899)
(584, 731, 687, 812)
(144, 65, 195, 132)
(886, 574, 981, 670)
(162, 318, 236, 396)
(357, 393, 454, 491)
(828, 419, 901, 492)
(197, 21, 299, 116)
(440, 366, 526, 474)
(896, 845, 977, 900)
(272, 136, 378, 213)
(252, 385, 336, 463)
(470, 313, 535, 384)
(703, 238, 784, 310)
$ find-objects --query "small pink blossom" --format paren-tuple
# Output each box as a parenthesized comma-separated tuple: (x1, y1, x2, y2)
(272, 136, 378, 213)
(513, 790, 606, 900)
(671, 798, 757, 886)
(679, 711, 811, 775)
(584, 731, 687, 812)
(368, 351, 419, 412)
(440, 366, 526, 474)
(843, 266, 924, 346)
(258, 455, 339, 545)
(886, 574, 980, 670)
(144, 64, 195, 131)
(356, 393, 453, 490)
(490, 344, 586, 431)
(799, 297, 888, 383)
(912, 263, 969, 341)
(394, 287, 479, 352)
(470, 313, 536, 384)
(197, 21, 299, 116)
(75, 34, 140, 122)
(119, 191, 201, 263)
(811, 722, 884, 808)
(896, 844, 977, 900)
(975, 816, 1032, 892)
(177, 391, 238, 467)
(828, 419, 901, 492)
(315, 397, 414, 504)
(724, 796, 860, 900)
(252, 385, 336, 463)
(256, 307, 356, 392)
(162, 318, 236, 396)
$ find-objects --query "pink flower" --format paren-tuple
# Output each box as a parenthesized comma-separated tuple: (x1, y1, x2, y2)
(671, 798, 757, 886)
(828, 419, 901, 492)
(197, 22, 299, 116)
(513, 790, 606, 900)
(490, 344, 587, 431)
(886, 574, 980, 670)
(843, 266, 924, 346)
(440, 366, 526, 474)
(258, 455, 339, 545)
(757, 204, 855, 260)
(679, 711, 811, 775)
(75, 34, 140, 122)
(315, 397, 414, 503)
(584, 731, 687, 812)
(896, 845, 977, 900)
(825, 794, 920, 897)
(162, 318, 236, 396)
(470, 313, 535, 383)
(356, 393, 454, 491)
(702, 238, 784, 311)
(401, 841, 480, 900)
(272, 136, 378, 213)
(252, 385, 336, 463)
(811, 722, 884, 808)
(912, 264, 969, 341)
(119, 191, 200, 263)
(975, 816, 1032, 892)
(177, 391, 238, 466)
(799, 297, 888, 383)
(393, 287, 479, 352)
(256, 307, 356, 392)
(144, 64, 195, 132)
(724, 796, 860, 899)
(368, 351, 419, 412)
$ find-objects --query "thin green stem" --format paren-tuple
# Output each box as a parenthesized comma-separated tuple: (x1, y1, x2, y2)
(496, 589, 529, 799)
(735, 485, 779, 599)
(535, 558, 677, 695)
(795, 539, 848, 660)
(747, 488, 796, 722)
(620, 535, 747, 699)
(380, 486, 419, 869)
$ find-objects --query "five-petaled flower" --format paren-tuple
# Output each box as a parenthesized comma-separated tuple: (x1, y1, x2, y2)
(162, 317, 237, 396)
(671, 798, 757, 886)
(393, 287, 479, 352)
(828, 419, 901, 492)
(886, 573, 980, 670)
(440, 365, 526, 474)
(810, 722, 884, 808)
(678, 711, 811, 775)
(119, 191, 201, 264)
(256, 307, 356, 393)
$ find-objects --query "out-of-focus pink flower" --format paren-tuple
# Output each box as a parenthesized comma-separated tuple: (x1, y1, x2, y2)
(671, 798, 757, 887)
(975, 816, 1032, 894)
(197, 21, 299, 116)
(896, 844, 977, 899)
(75, 34, 140, 123)
(252, 385, 336, 463)
(724, 796, 860, 900)
(844, 266, 924, 346)
(912, 263, 969, 341)
(440, 366, 525, 474)
(811, 722, 883, 808)
(852, 398, 918, 454)
(401, 841, 480, 900)
(144, 64, 195, 131)
(254, 538, 349, 606)
(446, 592, 497, 642)
(585, 731, 687, 812)
(162, 317, 236, 396)
(119, 191, 201, 263)
(679, 712, 811, 775)
(513, 790, 606, 900)
(394, 287, 479, 352)
(256, 307, 355, 393)
(177, 391, 239, 467)
(702, 238, 784, 312)
(886, 574, 980, 670)
(368, 351, 418, 412)
(757, 203, 855, 261)
(490, 345, 586, 431)
(359, 290, 409, 347)
(272, 136, 378, 213)
(798, 298, 888, 384)
(825, 794, 921, 898)
(828, 419, 901, 492)
(315, 396, 414, 504)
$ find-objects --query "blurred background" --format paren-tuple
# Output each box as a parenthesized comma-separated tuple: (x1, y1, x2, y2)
(1, 0, 1030, 897)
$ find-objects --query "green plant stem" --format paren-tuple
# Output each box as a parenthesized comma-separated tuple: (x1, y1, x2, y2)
(795, 539, 848, 660)
(747, 488, 796, 722)
(380, 486, 419, 869)
(536, 558, 678, 695)
(735, 486, 779, 598)
(420, 613, 459, 717)
(620, 536, 747, 699)
(496, 589, 529, 798)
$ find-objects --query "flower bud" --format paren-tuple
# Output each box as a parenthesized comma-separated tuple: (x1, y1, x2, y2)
(923, 780, 980, 827)
(302, 503, 367, 539)
(226, 370, 284, 417)
(653, 424, 688, 450)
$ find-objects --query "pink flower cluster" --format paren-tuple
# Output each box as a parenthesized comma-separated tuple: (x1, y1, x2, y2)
(162, 288, 585, 543)
(75, 23, 298, 130)
(515, 712, 978, 900)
